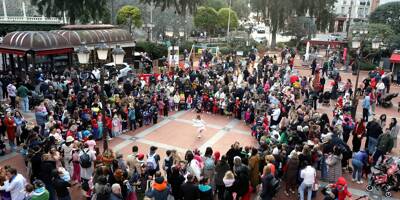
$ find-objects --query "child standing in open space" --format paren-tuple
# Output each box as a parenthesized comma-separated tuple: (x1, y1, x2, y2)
(193, 115, 206, 139)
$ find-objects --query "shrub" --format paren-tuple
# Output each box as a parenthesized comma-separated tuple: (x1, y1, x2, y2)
(135, 41, 167, 59)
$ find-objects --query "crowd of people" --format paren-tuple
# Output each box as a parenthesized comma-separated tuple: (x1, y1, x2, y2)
(0, 46, 398, 200)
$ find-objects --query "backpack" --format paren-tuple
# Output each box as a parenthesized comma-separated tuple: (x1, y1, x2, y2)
(147, 154, 157, 170)
(79, 150, 92, 168)
(204, 157, 215, 170)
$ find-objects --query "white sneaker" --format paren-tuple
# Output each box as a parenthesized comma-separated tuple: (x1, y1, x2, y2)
(357, 180, 364, 184)
(352, 178, 356, 182)
(197, 135, 201, 138)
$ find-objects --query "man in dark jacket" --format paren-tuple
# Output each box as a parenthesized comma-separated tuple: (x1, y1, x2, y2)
(181, 174, 199, 199)
(373, 129, 394, 165)
(52, 170, 71, 200)
(365, 118, 382, 154)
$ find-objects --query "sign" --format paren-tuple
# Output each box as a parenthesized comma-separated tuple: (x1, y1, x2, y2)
(236, 51, 244, 56)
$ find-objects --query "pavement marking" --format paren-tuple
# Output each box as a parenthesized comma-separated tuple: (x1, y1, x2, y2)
(199, 119, 240, 152)
(137, 139, 187, 154)
(0, 151, 18, 163)
(135, 111, 186, 138)
(113, 111, 189, 152)
(174, 118, 224, 129)
(113, 139, 134, 152)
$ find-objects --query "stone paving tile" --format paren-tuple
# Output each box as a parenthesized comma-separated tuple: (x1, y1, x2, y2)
(142, 121, 218, 150)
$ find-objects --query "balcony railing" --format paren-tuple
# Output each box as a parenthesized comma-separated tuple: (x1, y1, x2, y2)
(0, 16, 65, 24)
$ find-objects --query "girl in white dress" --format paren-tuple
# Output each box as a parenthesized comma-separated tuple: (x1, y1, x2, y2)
(193, 115, 206, 138)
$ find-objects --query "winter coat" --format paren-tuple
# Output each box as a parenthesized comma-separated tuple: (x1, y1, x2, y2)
(376, 133, 394, 153)
(214, 161, 230, 186)
(248, 155, 260, 187)
(4, 117, 15, 140)
(326, 155, 342, 183)
(284, 157, 299, 182)
(145, 177, 170, 200)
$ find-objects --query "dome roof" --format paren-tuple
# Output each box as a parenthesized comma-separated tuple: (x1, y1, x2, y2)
(51, 28, 133, 47)
(1, 31, 71, 51)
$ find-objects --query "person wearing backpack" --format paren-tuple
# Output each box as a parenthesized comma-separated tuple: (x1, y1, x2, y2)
(79, 143, 96, 192)
(146, 146, 160, 176)
(202, 147, 215, 190)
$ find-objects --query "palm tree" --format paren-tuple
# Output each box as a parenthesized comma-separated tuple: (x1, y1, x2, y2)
(142, 0, 205, 16)
(31, 0, 107, 24)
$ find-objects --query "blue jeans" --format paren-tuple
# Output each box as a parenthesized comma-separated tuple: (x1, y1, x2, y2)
(21, 97, 29, 112)
(298, 182, 313, 200)
(320, 155, 328, 180)
(368, 137, 378, 154)
(352, 159, 363, 181)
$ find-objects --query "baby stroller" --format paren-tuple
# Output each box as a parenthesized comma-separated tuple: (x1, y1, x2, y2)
(366, 156, 400, 197)
(319, 91, 331, 106)
(379, 93, 398, 108)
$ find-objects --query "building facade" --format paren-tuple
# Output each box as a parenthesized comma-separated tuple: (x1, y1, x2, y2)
(333, 0, 371, 34)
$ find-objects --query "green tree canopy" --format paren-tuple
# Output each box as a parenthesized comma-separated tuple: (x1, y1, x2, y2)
(218, 8, 239, 31)
(194, 7, 219, 34)
(202, 0, 228, 11)
(369, 2, 400, 34)
(285, 16, 316, 46)
(30, 0, 108, 24)
(232, 0, 251, 20)
(116, 5, 143, 27)
(141, 0, 205, 16)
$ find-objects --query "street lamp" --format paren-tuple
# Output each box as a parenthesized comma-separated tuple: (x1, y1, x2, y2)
(372, 37, 382, 50)
(112, 45, 126, 65)
(77, 42, 125, 147)
(350, 29, 383, 119)
(76, 43, 90, 64)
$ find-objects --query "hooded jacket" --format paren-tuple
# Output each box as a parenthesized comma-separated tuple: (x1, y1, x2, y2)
(198, 184, 213, 200)
(333, 177, 352, 200)
(145, 177, 170, 200)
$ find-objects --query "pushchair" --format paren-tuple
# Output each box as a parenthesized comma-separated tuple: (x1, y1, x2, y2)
(366, 156, 400, 197)
(379, 93, 398, 108)
(319, 91, 331, 106)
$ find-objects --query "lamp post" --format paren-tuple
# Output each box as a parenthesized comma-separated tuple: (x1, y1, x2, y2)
(350, 30, 382, 119)
(76, 42, 125, 147)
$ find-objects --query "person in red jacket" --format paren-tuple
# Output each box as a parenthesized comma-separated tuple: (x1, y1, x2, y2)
(105, 115, 113, 140)
(328, 177, 352, 200)
(4, 112, 16, 151)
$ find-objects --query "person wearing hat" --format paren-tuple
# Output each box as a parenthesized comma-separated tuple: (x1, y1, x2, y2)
(61, 136, 75, 175)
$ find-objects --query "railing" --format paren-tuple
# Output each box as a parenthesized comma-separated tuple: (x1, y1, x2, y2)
(0, 16, 65, 24)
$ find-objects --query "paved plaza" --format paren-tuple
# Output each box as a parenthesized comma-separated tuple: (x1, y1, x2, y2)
(1, 60, 400, 199)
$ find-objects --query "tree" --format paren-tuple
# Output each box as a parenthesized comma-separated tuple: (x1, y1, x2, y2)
(232, 0, 251, 20)
(250, 0, 336, 48)
(141, 0, 205, 16)
(218, 8, 239, 31)
(202, 0, 227, 11)
(30, 0, 108, 24)
(116, 5, 142, 27)
(285, 16, 316, 46)
(194, 7, 219, 34)
(369, 2, 400, 34)
(367, 23, 400, 50)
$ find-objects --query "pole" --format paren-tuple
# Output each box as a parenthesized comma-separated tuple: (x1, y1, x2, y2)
(100, 63, 108, 147)
(2, 0, 7, 19)
(351, 47, 361, 119)
(111, 0, 115, 25)
(150, 2, 153, 42)
(346, 0, 353, 39)
(227, 0, 232, 37)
